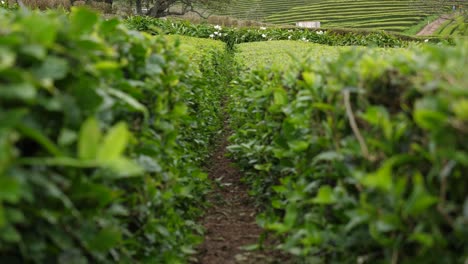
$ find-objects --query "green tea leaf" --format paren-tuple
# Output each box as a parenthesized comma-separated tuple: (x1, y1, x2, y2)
(0, 47, 15, 70)
(288, 140, 309, 152)
(20, 44, 46, 59)
(69, 7, 99, 36)
(361, 159, 394, 192)
(284, 204, 298, 228)
(273, 88, 287, 106)
(107, 88, 148, 117)
(146, 54, 164, 75)
(20, 13, 58, 46)
(78, 118, 101, 160)
(312, 151, 343, 164)
(99, 18, 120, 36)
(409, 232, 434, 248)
(97, 122, 129, 162)
(0, 83, 36, 101)
(104, 157, 143, 177)
(0, 176, 21, 203)
(312, 186, 336, 204)
(413, 98, 447, 131)
(404, 173, 438, 216)
(302, 72, 317, 87)
(312, 103, 334, 111)
(254, 163, 272, 171)
(58, 129, 77, 147)
(33, 56, 68, 80)
(452, 99, 468, 120)
(87, 227, 121, 252)
(414, 108, 447, 131)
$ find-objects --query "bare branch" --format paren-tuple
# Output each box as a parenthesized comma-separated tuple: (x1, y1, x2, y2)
(343, 89, 371, 161)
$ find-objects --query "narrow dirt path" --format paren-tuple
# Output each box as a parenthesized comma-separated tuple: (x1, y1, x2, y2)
(194, 133, 276, 264)
(417, 15, 451, 36)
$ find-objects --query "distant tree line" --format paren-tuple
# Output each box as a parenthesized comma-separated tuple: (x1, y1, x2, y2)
(10, 0, 229, 17)
(128, 0, 230, 18)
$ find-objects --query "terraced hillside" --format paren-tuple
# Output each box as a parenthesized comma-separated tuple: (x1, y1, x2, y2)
(219, 0, 310, 20)
(221, 0, 464, 32)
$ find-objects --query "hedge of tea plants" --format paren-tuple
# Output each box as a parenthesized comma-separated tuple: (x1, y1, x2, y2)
(0, 8, 225, 263)
(125, 16, 452, 49)
(227, 43, 468, 263)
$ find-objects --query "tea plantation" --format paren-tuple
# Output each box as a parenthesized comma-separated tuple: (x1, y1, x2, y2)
(0, 5, 467, 264)
(220, 0, 467, 33)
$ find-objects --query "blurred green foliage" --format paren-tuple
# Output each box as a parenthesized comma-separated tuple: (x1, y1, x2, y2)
(0, 7, 225, 263)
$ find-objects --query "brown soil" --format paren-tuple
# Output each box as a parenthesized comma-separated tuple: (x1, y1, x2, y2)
(417, 15, 451, 36)
(193, 134, 288, 264)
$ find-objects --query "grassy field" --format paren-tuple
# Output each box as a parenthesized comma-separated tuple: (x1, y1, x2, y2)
(219, 0, 466, 33)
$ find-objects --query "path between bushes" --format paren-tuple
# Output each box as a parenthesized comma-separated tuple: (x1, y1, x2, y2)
(417, 15, 451, 36)
(194, 134, 272, 264)
(193, 120, 287, 263)
(191, 46, 291, 263)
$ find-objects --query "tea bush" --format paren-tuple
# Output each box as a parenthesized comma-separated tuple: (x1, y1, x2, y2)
(227, 43, 468, 263)
(0, 8, 225, 262)
(234, 40, 356, 70)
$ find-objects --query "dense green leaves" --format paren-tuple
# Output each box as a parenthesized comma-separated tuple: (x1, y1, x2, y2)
(0, 8, 225, 263)
(228, 42, 468, 262)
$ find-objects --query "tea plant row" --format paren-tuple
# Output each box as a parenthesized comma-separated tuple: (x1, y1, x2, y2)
(0, 8, 227, 263)
(227, 43, 468, 262)
(125, 15, 451, 49)
(435, 15, 468, 36)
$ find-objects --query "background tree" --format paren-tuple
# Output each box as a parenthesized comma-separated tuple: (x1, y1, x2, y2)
(145, 0, 231, 18)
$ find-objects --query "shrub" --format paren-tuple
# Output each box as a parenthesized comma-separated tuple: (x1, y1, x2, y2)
(227, 43, 468, 263)
(0, 7, 224, 262)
